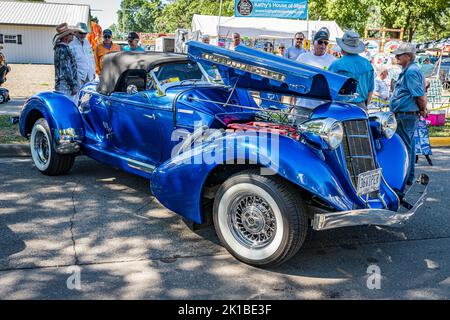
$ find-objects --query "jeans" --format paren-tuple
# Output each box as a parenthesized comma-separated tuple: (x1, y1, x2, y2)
(395, 113, 419, 184)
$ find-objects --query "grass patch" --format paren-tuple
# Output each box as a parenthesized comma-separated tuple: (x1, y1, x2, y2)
(0, 115, 27, 144)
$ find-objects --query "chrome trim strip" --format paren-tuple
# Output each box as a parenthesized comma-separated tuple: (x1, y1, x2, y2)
(178, 109, 194, 114)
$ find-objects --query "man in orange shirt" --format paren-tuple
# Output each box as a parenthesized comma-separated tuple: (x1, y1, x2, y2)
(94, 29, 121, 75)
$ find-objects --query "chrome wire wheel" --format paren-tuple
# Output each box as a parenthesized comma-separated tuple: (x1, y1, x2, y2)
(213, 170, 309, 267)
(34, 130, 50, 167)
(228, 194, 277, 249)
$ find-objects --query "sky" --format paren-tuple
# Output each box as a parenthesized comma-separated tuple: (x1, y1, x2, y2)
(48, 0, 122, 29)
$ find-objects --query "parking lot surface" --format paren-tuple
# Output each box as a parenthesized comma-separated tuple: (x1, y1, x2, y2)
(0, 150, 449, 299)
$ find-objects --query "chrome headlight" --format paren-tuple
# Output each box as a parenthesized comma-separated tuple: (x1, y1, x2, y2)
(370, 112, 397, 139)
(299, 118, 344, 150)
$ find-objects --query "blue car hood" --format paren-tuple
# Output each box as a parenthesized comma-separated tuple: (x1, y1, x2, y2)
(187, 41, 356, 101)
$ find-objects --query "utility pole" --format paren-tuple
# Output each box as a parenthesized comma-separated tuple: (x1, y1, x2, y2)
(217, 0, 223, 45)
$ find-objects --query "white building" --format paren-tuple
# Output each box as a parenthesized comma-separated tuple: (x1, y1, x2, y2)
(0, 1, 90, 64)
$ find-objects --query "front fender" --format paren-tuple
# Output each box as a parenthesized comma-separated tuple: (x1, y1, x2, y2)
(376, 133, 409, 192)
(19, 92, 84, 152)
(151, 133, 354, 224)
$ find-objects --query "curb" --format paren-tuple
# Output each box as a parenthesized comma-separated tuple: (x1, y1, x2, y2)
(0, 144, 30, 157)
(430, 137, 450, 148)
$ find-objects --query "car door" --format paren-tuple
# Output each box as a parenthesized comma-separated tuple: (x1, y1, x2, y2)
(108, 91, 163, 164)
(78, 89, 114, 148)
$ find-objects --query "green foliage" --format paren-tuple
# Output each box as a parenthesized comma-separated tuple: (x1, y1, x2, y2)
(309, 0, 449, 42)
(155, 0, 234, 33)
(116, 0, 449, 41)
(117, 0, 162, 34)
(0, 116, 27, 145)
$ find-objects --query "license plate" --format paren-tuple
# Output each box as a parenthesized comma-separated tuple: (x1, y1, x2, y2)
(357, 169, 382, 196)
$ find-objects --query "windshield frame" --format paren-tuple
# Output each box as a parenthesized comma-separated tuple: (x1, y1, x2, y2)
(148, 60, 218, 94)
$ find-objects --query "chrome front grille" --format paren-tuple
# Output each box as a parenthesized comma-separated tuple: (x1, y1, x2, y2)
(342, 120, 376, 188)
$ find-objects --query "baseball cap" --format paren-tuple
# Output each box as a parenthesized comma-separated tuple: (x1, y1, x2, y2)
(314, 29, 329, 42)
(103, 29, 113, 37)
(393, 42, 417, 56)
(128, 32, 140, 41)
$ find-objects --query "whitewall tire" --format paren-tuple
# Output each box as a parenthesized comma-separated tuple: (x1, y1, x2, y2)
(30, 118, 75, 176)
(213, 170, 308, 267)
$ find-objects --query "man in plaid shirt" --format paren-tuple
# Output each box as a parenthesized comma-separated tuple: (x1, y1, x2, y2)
(53, 23, 78, 103)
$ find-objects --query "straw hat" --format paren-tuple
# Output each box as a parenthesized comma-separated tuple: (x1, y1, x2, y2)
(53, 23, 75, 43)
(74, 22, 89, 34)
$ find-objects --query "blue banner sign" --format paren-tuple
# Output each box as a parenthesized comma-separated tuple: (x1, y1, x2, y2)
(235, 0, 308, 20)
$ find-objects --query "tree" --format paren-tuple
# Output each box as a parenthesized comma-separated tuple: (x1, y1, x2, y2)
(155, 0, 234, 33)
(309, 0, 449, 42)
(117, 0, 162, 35)
(374, 0, 449, 42)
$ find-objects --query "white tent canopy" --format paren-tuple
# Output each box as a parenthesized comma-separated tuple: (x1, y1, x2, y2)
(192, 14, 344, 41)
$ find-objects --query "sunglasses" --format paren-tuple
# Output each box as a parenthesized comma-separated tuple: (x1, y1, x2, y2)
(103, 35, 112, 39)
(295, 38, 304, 41)
(318, 40, 329, 46)
(395, 53, 407, 59)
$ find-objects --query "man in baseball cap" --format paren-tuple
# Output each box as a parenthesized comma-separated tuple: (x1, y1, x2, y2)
(123, 32, 145, 52)
(390, 42, 428, 185)
(94, 29, 121, 75)
(296, 27, 336, 70)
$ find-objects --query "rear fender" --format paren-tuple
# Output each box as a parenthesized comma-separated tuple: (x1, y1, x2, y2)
(19, 92, 84, 153)
(151, 133, 354, 223)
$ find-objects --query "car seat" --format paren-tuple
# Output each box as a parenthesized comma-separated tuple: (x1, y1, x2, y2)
(116, 69, 147, 93)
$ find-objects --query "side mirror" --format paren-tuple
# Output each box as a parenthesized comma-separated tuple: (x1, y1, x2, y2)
(127, 85, 138, 95)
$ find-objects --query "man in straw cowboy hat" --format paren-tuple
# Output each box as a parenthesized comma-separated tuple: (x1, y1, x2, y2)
(53, 23, 78, 103)
(390, 42, 428, 185)
(329, 30, 375, 110)
(70, 22, 96, 89)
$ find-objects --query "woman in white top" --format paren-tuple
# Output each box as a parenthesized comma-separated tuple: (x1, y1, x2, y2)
(373, 67, 390, 109)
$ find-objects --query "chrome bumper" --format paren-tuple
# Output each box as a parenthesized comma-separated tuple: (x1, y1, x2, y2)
(312, 174, 429, 231)
(55, 128, 81, 154)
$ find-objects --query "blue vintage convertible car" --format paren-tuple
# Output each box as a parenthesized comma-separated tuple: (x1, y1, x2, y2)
(19, 42, 429, 267)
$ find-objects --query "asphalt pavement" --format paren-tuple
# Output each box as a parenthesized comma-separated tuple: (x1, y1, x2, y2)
(0, 149, 449, 299)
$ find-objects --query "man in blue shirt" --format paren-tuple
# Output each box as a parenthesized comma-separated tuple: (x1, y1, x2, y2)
(328, 30, 374, 109)
(123, 32, 145, 52)
(284, 32, 306, 60)
(390, 43, 428, 185)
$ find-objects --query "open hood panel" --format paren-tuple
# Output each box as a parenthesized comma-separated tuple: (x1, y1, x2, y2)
(187, 41, 356, 101)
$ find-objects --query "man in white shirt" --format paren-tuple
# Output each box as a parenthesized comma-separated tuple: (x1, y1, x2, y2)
(231, 33, 243, 50)
(296, 28, 336, 70)
(69, 22, 96, 89)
